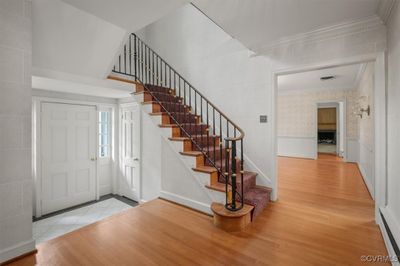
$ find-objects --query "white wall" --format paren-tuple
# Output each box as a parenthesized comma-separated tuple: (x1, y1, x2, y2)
(138, 4, 386, 199)
(160, 139, 212, 213)
(0, 0, 34, 262)
(385, 0, 400, 250)
(355, 62, 375, 197)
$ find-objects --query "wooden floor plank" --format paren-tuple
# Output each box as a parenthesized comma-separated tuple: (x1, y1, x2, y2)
(7, 154, 388, 265)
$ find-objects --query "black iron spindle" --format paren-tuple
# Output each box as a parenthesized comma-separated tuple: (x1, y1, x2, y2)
(129, 36, 131, 75)
(231, 140, 237, 210)
(124, 45, 127, 74)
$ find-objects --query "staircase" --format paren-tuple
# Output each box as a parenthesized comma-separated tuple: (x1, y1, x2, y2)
(110, 33, 271, 226)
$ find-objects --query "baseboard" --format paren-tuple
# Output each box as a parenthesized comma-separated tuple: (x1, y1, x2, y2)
(277, 155, 316, 160)
(0, 239, 36, 264)
(159, 191, 212, 215)
(378, 208, 400, 265)
(139, 199, 147, 204)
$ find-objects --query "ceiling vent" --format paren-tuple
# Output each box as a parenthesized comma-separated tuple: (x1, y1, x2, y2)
(320, 75, 336, 81)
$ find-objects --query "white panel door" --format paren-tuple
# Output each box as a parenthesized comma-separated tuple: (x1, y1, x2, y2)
(41, 103, 97, 214)
(120, 105, 141, 201)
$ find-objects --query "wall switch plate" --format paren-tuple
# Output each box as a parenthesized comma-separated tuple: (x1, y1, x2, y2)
(260, 115, 268, 123)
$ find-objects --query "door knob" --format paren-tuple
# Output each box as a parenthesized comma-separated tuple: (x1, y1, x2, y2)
(133, 158, 139, 161)
(91, 157, 97, 161)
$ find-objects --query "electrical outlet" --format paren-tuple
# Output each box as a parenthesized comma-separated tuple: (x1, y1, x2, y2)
(260, 115, 268, 123)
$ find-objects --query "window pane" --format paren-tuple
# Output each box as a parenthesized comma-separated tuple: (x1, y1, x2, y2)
(99, 134, 108, 146)
(98, 111, 110, 158)
(99, 111, 109, 123)
(99, 123, 108, 135)
(99, 146, 108, 157)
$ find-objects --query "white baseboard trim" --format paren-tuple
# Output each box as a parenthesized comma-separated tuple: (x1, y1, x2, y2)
(357, 163, 374, 199)
(0, 239, 36, 264)
(159, 191, 212, 215)
(378, 208, 400, 265)
(139, 199, 147, 204)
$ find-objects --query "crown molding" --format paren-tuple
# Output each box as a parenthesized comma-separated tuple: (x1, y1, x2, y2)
(377, 0, 397, 24)
(253, 15, 385, 56)
(353, 63, 368, 89)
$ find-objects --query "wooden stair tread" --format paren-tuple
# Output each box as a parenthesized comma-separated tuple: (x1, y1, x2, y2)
(141, 101, 158, 105)
(107, 75, 138, 84)
(211, 202, 254, 218)
(180, 151, 203, 157)
(159, 124, 178, 128)
(192, 166, 217, 173)
(169, 137, 190, 141)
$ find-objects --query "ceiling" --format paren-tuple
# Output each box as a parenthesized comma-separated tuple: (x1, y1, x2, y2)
(61, 0, 189, 31)
(192, 0, 382, 51)
(277, 63, 365, 93)
(33, 0, 190, 80)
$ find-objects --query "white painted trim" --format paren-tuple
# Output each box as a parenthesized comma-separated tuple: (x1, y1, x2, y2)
(32, 96, 117, 217)
(160, 191, 212, 215)
(380, 207, 400, 253)
(277, 136, 316, 160)
(139, 199, 147, 204)
(0, 240, 35, 264)
(118, 102, 142, 201)
(377, 0, 397, 24)
(255, 16, 384, 55)
(374, 53, 387, 220)
(315, 100, 347, 159)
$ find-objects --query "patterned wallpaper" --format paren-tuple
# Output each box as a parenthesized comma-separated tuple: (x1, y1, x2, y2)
(357, 62, 374, 152)
(278, 88, 359, 138)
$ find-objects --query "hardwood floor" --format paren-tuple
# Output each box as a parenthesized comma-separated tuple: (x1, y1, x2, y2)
(8, 154, 388, 265)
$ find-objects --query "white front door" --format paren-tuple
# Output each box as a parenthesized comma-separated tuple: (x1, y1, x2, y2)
(41, 103, 97, 214)
(120, 104, 141, 201)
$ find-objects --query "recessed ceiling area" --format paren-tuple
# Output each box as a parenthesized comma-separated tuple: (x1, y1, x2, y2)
(277, 63, 365, 93)
(61, 0, 189, 31)
(192, 0, 381, 51)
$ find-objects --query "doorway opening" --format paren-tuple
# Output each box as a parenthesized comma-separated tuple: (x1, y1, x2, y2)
(317, 101, 345, 158)
(276, 60, 377, 202)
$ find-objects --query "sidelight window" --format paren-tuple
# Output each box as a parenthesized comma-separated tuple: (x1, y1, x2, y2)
(99, 111, 111, 158)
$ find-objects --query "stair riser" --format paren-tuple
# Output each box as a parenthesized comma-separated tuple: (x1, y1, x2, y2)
(162, 103, 190, 113)
(200, 149, 226, 163)
(145, 85, 175, 95)
(191, 137, 221, 148)
(150, 94, 181, 104)
(168, 114, 197, 124)
(180, 125, 208, 135)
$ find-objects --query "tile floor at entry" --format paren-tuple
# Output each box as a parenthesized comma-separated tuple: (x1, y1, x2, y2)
(33, 198, 133, 244)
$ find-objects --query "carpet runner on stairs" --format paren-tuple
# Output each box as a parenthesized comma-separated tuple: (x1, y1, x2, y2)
(141, 84, 271, 220)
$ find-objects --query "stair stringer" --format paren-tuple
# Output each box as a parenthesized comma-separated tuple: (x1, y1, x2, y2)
(133, 94, 226, 214)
